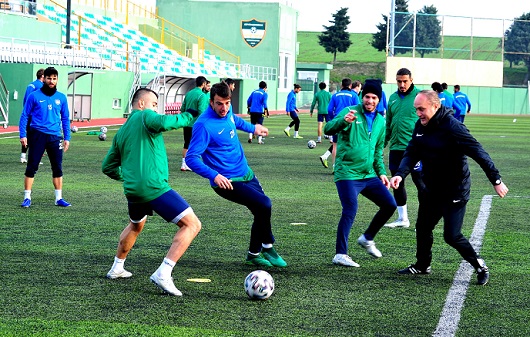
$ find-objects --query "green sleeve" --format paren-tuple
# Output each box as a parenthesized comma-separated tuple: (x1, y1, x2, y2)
(198, 94, 209, 115)
(143, 109, 195, 132)
(310, 93, 317, 112)
(374, 124, 387, 176)
(323, 106, 354, 135)
(102, 137, 123, 181)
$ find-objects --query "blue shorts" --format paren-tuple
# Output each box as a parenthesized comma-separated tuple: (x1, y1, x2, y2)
(317, 114, 331, 123)
(127, 189, 192, 224)
(289, 111, 299, 119)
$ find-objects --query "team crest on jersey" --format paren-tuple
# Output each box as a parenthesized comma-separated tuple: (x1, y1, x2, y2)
(55, 99, 61, 105)
(241, 19, 266, 48)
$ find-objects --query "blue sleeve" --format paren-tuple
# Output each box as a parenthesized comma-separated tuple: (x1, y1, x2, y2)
(234, 113, 255, 133)
(23, 85, 34, 107)
(328, 96, 336, 114)
(285, 93, 291, 111)
(247, 93, 252, 107)
(186, 121, 220, 181)
(466, 95, 471, 111)
(263, 92, 268, 109)
(19, 95, 32, 138)
(61, 95, 71, 141)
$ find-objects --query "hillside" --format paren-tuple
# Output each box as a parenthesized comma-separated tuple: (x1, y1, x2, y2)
(296, 32, 528, 85)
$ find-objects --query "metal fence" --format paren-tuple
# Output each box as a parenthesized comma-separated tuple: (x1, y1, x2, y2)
(387, 12, 530, 63)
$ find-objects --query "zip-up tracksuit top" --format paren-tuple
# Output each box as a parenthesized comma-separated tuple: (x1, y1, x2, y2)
(395, 106, 501, 201)
(385, 85, 421, 150)
(324, 103, 387, 183)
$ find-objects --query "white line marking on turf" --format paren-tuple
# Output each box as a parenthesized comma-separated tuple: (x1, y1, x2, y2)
(432, 195, 492, 337)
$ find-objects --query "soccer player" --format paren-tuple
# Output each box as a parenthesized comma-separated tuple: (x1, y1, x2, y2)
(102, 88, 201, 296)
(310, 82, 332, 143)
(180, 76, 209, 171)
(324, 79, 397, 267)
(246, 81, 269, 144)
(186, 82, 287, 268)
(384, 68, 425, 228)
(390, 90, 508, 285)
(319, 78, 359, 169)
(284, 84, 303, 139)
(19, 67, 71, 208)
(453, 84, 472, 123)
(20, 68, 44, 163)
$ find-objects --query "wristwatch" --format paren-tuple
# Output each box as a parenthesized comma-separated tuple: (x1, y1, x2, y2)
(494, 178, 502, 185)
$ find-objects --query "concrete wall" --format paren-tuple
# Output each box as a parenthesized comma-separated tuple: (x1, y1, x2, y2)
(386, 57, 504, 88)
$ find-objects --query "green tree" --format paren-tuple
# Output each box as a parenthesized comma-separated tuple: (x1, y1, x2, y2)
(415, 5, 441, 58)
(503, 12, 530, 81)
(318, 7, 352, 63)
(371, 0, 413, 55)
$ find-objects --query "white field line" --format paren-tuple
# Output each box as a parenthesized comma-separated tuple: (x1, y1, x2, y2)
(432, 195, 492, 337)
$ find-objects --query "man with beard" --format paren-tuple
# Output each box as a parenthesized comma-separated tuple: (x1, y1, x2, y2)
(19, 67, 71, 208)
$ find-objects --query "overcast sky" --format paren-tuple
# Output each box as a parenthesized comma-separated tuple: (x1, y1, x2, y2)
(292, 0, 530, 36)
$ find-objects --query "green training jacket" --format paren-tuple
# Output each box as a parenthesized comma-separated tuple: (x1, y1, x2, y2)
(385, 86, 420, 150)
(310, 90, 332, 114)
(102, 108, 194, 203)
(324, 104, 387, 183)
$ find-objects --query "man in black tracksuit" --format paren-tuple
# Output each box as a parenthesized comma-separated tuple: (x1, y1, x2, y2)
(390, 90, 509, 286)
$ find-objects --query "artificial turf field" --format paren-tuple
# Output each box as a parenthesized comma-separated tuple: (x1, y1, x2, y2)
(0, 113, 529, 336)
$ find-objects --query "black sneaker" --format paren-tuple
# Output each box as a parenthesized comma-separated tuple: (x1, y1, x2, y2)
(476, 259, 489, 285)
(398, 264, 432, 275)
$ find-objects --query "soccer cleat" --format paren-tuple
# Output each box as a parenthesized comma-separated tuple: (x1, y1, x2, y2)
(20, 157, 27, 163)
(55, 199, 71, 207)
(248, 138, 252, 143)
(332, 254, 360, 267)
(293, 135, 303, 139)
(262, 247, 287, 267)
(384, 219, 411, 228)
(357, 234, 382, 258)
(258, 140, 264, 144)
(245, 252, 273, 267)
(283, 129, 290, 137)
(180, 163, 192, 171)
(319, 156, 329, 168)
(106, 269, 132, 279)
(150, 272, 182, 296)
(476, 259, 489, 285)
(398, 264, 432, 275)
(21, 198, 31, 208)
(316, 140, 322, 143)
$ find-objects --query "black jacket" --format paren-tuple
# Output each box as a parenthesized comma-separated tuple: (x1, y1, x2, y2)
(396, 106, 501, 201)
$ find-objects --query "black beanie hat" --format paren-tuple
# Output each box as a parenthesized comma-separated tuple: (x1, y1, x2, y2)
(362, 79, 382, 101)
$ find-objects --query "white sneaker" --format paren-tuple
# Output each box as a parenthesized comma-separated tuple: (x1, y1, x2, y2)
(357, 234, 382, 258)
(150, 272, 182, 296)
(180, 163, 192, 172)
(384, 219, 410, 228)
(20, 157, 27, 163)
(106, 269, 132, 279)
(332, 254, 360, 267)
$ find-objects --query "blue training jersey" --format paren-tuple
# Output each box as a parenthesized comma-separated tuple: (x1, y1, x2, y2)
(186, 106, 255, 186)
(328, 89, 359, 119)
(247, 88, 268, 113)
(19, 89, 71, 140)
(286, 90, 297, 112)
(453, 92, 471, 115)
(23, 79, 43, 107)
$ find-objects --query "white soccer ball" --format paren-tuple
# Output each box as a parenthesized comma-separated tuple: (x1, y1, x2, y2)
(98, 132, 107, 141)
(100, 126, 108, 133)
(70, 125, 78, 133)
(244, 270, 274, 300)
(307, 140, 317, 149)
